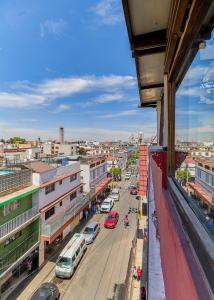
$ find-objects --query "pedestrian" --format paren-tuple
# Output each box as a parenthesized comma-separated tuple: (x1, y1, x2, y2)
(131, 266, 137, 280)
(27, 259, 32, 274)
(85, 209, 89, 220)
(137, 266, 142, 281)
(141, 286, 146, 300)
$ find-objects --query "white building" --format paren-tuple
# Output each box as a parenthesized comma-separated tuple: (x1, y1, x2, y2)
(80, 157, 108, 193)
(43, 143, 77, 157)
(25, 161, 87, 265)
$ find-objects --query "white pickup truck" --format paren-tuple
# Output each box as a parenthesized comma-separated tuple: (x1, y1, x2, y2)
(109, 188, 120, 201)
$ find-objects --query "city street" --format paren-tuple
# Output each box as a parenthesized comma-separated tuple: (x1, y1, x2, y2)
(16, 178, 139, 300)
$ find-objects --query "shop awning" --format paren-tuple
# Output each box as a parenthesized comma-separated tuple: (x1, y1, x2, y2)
(95, 177, 112, 195)
(189, 182, 213, 208)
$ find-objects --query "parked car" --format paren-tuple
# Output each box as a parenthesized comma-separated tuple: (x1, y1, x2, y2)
(83, 221, 100, 244)
(125, 174, 131, 180)
(109, 188, 120, 201)
(104, 211, 119, 229)
(30, 282, 60, 300)
(100, 198, 114, 213)
(130, 187, 138, 195)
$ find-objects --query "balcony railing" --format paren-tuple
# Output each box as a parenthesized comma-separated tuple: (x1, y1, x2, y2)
(42, 188, 95, 237)
(0, 207, 39, 240)
(0, 231, 38, 276)
(0, 169, 32, 196)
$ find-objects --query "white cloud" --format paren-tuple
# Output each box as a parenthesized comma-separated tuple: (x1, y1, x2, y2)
(92, 0, 122, 25)
(0, 75, 136, 108)
(51, 104, 70, 113)
(40, 18, 67, 38)
(99, 109, 139, 119)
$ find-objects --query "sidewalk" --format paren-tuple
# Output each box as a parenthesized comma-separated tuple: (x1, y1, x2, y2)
(130, 213, 147, 300)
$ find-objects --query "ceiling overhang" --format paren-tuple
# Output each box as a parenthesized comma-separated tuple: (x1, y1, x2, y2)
(122, 0, 171, 108)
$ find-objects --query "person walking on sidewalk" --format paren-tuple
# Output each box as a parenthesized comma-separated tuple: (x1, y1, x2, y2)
(131, 266, 137, 280)
(137, 266, 142, 281)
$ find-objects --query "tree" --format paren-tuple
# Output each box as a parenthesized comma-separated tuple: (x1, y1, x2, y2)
(10, 137, 26, 144)
(131, 152, 139, 160)
(176, 169, 191, 184)
(79, 147, 87, 155)
(109, 167, 121, 175)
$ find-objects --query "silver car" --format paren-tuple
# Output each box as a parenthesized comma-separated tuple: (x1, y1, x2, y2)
(83, 221, 100, 244)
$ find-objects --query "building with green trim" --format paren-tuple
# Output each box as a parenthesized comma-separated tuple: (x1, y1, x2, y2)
(0, 166, 40, 298)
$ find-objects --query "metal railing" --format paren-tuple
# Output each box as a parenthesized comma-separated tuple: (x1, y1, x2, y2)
(0, 169, 32, 196)
(0, 207, 39, 239)
(41, 188, 95, 237)
(0, 231, 39, 276)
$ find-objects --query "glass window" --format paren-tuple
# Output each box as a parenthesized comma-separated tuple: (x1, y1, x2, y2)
(175, 29, 214, 238)
(70, 191, 77, 201)
(45, 206, 55, 220)
(70, 174, 77, 182)
(45, 183, 55, 194)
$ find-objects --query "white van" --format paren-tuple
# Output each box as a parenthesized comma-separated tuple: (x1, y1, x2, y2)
(109, 188, 120, 201)
(100, 198, 114, 213)
(55, 233, 87, 278)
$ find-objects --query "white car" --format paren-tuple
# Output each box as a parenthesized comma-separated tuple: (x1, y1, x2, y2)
(100, 198, 114, 213)
(109, 188, 120, 201)
(125, 174, 131, 180)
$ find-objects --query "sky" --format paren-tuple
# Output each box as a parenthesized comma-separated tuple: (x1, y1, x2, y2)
(176, 30, 214, 142)
(0, 0, 157, 142)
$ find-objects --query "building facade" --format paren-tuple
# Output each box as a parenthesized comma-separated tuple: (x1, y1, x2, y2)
(0, 166, 40, 298)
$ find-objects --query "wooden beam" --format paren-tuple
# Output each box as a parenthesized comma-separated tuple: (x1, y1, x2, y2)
(134, 46, 166, 57)
(141, 83, 164, 90)
(132, 30, 166, 50)
(168, 0, 214, 83)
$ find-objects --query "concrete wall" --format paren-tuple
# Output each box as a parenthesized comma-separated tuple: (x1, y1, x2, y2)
(151, 156, 212, 300)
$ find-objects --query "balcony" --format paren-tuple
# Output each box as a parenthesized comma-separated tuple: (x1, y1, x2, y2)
(0, 169, 32, 196)
(0, 207, 40, 241)
(0, 231, 39, 276)
(41, 189, 94, 238)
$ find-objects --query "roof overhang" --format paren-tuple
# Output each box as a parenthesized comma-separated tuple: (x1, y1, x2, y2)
(122, 0, 171, 107)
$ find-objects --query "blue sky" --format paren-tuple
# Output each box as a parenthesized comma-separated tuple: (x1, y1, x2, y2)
(0, 0, 156, 141)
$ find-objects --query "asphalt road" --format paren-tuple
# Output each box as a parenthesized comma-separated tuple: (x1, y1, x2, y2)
(61, 178, 139, 300)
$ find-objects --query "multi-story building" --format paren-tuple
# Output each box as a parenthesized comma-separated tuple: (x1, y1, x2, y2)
(0, 166, 40, 298)
(42, 143, 77, 157)
(0, 147, 41, 165)
(24, 161, 87, 265)
(189, 158, 214, 212)
(80, 156, 111, 201)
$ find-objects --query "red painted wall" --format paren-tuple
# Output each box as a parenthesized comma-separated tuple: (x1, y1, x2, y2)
(151, 156, 211, 300)
(139, 145, 148, 196)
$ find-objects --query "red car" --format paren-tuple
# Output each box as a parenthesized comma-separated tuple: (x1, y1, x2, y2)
(130, 187, 138, 195)
(104, 211, 119, 229)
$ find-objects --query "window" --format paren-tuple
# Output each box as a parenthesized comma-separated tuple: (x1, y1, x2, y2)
(72, 255, 76, 263)
(59, 180, 63, 185)
(70, 191, 77, 201)
(76, 247, 80, 256)
(175, 29, 214, 235)
(70, 174, 77, 182)
(45, 183, 55, 195)
(80, 240, 85, 248)
(60, 201, 62, 207)
(45, 206, 55, 220)
(3, 200, 20, 216)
